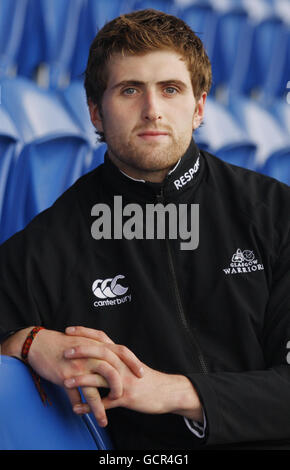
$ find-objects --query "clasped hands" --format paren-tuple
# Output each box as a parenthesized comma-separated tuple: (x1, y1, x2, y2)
(27, 325, 202, 428)
(63, 325, 147, 427)
(59, 326, 202, 428)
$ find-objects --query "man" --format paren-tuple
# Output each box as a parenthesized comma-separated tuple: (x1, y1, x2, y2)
(1, 9, 290, 450)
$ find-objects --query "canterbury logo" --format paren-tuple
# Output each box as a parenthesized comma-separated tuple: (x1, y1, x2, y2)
(92, 275, 128, 299)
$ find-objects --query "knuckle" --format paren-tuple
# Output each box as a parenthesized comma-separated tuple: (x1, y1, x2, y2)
(84, 388, 99, 401)
(106, 367, 119, 384)
(95, 361, 108, 376)
(117, 344, 129, 357)
(70, 359, 84, 373)
(97, 330, 110, 342)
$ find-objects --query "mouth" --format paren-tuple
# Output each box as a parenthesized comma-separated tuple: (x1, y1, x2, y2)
(137, 131, 169, 140)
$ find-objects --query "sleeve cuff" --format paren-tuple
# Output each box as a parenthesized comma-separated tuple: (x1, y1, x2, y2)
(184, 409, 207, 438)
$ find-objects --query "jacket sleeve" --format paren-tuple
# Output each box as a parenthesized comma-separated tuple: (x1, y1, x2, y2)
(187, 226, 290, 446)
(0, 230, 42, 336)
(0, 203, 78, 337)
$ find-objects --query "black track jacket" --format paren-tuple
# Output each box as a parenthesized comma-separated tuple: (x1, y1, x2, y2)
(1, 140, 290, 450)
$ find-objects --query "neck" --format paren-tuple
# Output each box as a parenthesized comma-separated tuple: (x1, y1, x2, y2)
(107, 149, 177, 184)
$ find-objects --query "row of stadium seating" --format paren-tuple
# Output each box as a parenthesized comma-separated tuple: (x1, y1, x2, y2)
(0, 76, 289, 245)
(0, 0, 289, 103)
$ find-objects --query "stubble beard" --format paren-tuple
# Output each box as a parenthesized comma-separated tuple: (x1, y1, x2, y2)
(104, 129, 193, 176)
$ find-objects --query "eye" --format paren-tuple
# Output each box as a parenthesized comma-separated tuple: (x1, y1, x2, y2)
(122, 88, 137, 96)
(164, 87, 178, 95)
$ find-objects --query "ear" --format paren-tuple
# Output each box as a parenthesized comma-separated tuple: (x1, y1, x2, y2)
(193, 92, 207, 130)
(88, 99, 104, 133)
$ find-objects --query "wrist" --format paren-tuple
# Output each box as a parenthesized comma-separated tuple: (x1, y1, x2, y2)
(1, 327, 36, 360)
(21, 327, 45, 365)
(171, 375, 204, 422)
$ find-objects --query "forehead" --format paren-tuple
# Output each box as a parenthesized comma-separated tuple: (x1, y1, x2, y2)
(105, 50, 192, 88)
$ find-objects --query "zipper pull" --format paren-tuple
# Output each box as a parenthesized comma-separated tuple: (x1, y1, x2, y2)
(156, 187, 164, 204)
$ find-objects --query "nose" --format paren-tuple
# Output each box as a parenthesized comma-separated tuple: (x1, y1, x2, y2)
(141, 90, 162, 121)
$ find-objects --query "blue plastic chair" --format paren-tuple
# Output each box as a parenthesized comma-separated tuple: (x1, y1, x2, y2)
(261, 151, 290, 185)
(230, 14, 289, 101)
(70, 0, 128, 82)
(0, 356, 112, 450)
(196, 97, 257, 169)
(210, 6, 251, 94)
(132, 0, 175, 14)
(0, 107, 20, 233)
(17, 0, 85, 88)
(0, 77, 91, 242)
(61, 80, 97, 148)
(16, 0, 45, 80)
(178, 3, 217, 63)
(270, 98, 290, 135)
(0, 0, 29, 77)
(61, 80, 107, 172)
(228, 95, 290, 173)
(247, 16, 287, 97)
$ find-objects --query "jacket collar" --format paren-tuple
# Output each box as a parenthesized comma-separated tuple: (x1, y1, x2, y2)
(101, 138, 204, 203)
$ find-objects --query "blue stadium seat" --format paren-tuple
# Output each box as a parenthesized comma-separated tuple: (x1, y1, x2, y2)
(228, 95, 290, 175)
(230, 13, 289, 102)
(132, 0, 175, 14)
(210, 6, 251, 94)
(0, 356, 112, 450)
(61, 80, 97, 148)
(178, 3, 217, 63)
(270, 98, 290, 135)
(247, 16, 287, 97)
(61, 80, 106, 172)
(261, 151, 290, 185)
(195, 97, 257, 169)
(70, 0, 127, 82)
(40, 0, 85, 88)
(0, 0, 29, 77)
(17, 0, 85, 88)
(87, 143, 107, 173)
(16, 0, 44, 80)
(0, 108, 20, 234)
(0, 77, 90, 242)
(263, 26, 290, 102)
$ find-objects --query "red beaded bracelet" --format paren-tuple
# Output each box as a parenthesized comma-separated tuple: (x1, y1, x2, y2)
(21, 327, 51, 406)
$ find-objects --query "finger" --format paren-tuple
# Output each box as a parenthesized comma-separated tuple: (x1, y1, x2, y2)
(81, 386, 108, 427)
(65, 326, 114, 344)
(64, 364, 123, 400)
(64, 343, 144, 379)
(102, 395, 122, 411)
(65, 388, 90, 414)
(107, 344, 145, 379)
(64, 344, 123, 376)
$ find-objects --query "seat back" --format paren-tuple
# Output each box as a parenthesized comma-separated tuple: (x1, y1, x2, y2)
(0, 77, 90, 241)
(197, 97, 257, 169)
(0, 0, 28, 76)
(229, 95, 290, 169)
(61, 80, 97, 148)
(39, 0, 85, 88)
(261, 151, 290, 185)
(0, 107, 20, 237)
(0, 356, 112, 450)
(179, 3, 217, 63)
(211, 7, 250, 93)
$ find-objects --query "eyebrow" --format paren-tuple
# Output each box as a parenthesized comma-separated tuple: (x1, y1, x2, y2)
(111, 79, 188, 90)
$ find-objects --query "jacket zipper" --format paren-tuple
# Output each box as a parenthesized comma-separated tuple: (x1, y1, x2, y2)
(156, 187, 208, 375)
